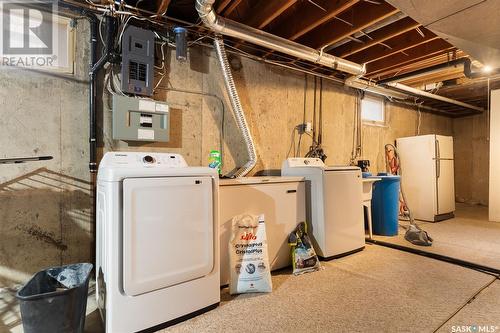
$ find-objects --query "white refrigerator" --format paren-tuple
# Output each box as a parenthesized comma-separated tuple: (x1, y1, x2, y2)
(396, 134, 455, 222)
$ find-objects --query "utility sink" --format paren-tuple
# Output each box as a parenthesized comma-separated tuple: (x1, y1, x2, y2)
(362, 178, 381, 202)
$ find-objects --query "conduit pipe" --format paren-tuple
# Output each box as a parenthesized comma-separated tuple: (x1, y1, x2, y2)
(345, 77, 409, 100)
(385, 82, 484, 113)
(195, 0, 366, 76)
(213, 38, 257, 177)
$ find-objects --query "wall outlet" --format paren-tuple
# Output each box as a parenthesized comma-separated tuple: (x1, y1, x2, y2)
(305, 122, 312, 133)
(297, 122, 312, 134)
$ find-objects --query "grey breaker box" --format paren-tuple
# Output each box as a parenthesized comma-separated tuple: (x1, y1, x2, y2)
(112, 95, 170, 142)
(121, 26, 155, 96)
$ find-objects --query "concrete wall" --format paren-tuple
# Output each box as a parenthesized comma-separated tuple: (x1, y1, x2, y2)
(0, 20, 91, 295)
(0, 27, 453, 290)
(453, 112, 489, 205)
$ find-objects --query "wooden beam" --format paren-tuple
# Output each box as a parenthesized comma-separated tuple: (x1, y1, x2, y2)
(371, 50, 468, 80)
(297, 1, 399, 49)
(332, 17, 420, 58)
(223, 0, 244, 16)
(156, 0, 171, 16)
(268, 0, 359, 41)
(366, 40, 455, 76)
(348, 29, 438, 64)
(246, 0, 298, 29)
(400, 68, 466, 86)
(367, 48, 467, 80)
(216, 0, 232, 14)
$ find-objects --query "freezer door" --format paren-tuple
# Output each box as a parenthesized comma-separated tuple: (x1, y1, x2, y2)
(396, 135, 438, 221)
(437, 159, 456, 214)
(122, 176, 214, 296)
(436, 135, 454, 159)
(218, 181, 306, 285)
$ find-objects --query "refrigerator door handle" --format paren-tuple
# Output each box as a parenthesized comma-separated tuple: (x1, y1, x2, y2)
(436, 139, 441, 178)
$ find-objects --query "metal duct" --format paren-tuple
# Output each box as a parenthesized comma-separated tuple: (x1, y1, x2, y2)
(195, 0, 366, 76)
(385, 82, 485, 112)
(213, 38, 257, 178)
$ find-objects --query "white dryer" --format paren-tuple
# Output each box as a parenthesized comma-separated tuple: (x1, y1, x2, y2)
(96, 152, 220, 332)
(282, 158, 364, 259)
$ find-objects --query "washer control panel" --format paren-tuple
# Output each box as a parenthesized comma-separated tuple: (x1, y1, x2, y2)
(283, 158, 325, 168)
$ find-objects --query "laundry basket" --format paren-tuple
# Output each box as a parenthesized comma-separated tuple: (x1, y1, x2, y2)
(16, 263, 93, 333)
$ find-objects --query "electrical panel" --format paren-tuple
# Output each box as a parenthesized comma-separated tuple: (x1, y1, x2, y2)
(121, 26, 155, 96)
(112, 95, 170, 142)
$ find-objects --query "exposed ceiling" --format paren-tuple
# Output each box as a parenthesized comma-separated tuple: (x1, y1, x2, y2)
(387, 0, 500, 68)
(77, 0, 500, 117)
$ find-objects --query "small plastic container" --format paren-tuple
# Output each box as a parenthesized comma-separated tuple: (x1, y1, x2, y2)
(16, 263, 93, 333)
(173, 27, 188, 62)
(370, 173, 400, 236)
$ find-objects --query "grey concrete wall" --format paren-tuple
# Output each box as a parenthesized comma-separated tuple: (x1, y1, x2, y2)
(453, 112, 489, 205)
(0, 20, 91, 295)
(0, 26, 453, 291)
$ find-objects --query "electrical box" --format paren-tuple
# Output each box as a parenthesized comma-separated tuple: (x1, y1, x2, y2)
(121, 26, 155, 96)
(112, 95, 170, 142)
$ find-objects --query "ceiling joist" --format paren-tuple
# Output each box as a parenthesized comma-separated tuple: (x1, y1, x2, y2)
(246, 0, 297, 29)
(297, 1, 399, 49)
(269, 0, 360, 41)
(348, 29, 439, 64)
(332, 16, 421, 58)
(366, 39, 455, 76)
(155, 0, 171, 16)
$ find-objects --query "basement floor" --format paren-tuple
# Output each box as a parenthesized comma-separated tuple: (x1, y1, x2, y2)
(4, 205, 500, 333)
(373, 203, 500, 271)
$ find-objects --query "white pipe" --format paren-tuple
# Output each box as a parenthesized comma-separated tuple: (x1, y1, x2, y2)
(213, 38, 257, 177)
(386, 82, 485, 112)
(345, 77, 409, 100)
(195, 0, 366, 76)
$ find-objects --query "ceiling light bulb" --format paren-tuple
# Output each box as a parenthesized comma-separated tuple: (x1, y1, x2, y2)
(483, 65, 493, 73)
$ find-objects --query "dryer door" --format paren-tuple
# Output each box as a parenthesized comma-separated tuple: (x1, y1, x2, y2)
(122, 176, 214, 296)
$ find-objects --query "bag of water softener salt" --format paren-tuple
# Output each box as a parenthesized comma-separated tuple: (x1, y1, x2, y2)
(288, 222, 321, 275)
(229, 214, 272, 295)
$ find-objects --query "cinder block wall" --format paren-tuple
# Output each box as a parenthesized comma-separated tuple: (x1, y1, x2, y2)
(0, 26, 453, 288)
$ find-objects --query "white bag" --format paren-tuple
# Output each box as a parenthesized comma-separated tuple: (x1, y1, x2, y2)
(229, 214, 272, 295)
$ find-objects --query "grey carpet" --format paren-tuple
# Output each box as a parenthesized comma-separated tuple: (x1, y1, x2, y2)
(373, 203, 500, 270)
(437, 280, 500, 333)
(159, 245, 495, 333)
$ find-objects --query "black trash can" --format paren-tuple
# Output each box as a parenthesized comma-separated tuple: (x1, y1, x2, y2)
(16, 263, 93, 333)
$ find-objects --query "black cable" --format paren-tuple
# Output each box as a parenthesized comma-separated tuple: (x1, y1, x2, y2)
(367, 239, 500, 276)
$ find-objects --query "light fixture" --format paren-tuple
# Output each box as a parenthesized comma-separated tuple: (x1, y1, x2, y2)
(483, 65, 493, 73)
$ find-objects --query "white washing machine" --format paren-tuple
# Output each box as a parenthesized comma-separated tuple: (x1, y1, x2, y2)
(96, 152, 220, 332)
(282, 158, 364, 259)
(219, 177, 306, 286)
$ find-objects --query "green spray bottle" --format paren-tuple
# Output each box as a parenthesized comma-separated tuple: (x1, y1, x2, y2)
(208, 150, 221, 175)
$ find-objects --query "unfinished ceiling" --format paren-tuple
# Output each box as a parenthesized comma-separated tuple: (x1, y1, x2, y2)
(76, 0, 500, 117)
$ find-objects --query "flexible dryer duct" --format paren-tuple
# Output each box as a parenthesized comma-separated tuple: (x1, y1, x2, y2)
(213, 38, 257, 177)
